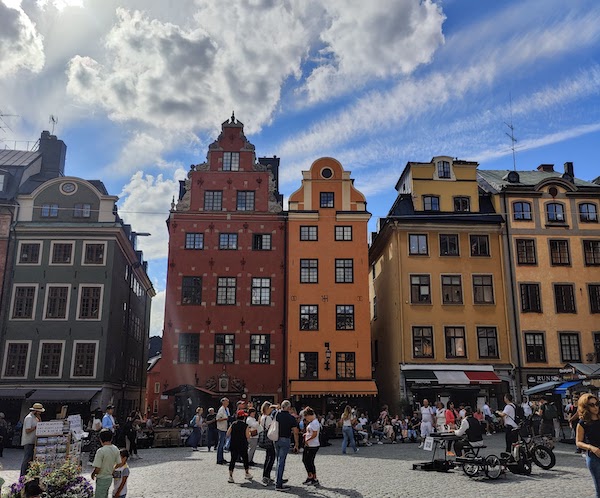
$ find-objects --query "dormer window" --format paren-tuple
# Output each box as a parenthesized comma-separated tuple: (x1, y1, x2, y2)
(41, 204, 59, 218)
(223, 152, 239, 171)
(454, 197, 470, 212)
(580, 203, 598, 223)
(546, 202, 565, 223)
(423, 195, 440, 211)
(437, 161, 451, 179)
(0, 173, 5, 191)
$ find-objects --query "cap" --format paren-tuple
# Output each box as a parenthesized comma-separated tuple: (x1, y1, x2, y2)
(220, 397, 229, 403)
(30, 403, 45, 412)
(106, 404, 115, 410)
(237, 410, 248, 418)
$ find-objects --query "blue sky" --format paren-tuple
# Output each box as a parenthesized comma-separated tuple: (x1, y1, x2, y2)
(1, 0, 599, 335)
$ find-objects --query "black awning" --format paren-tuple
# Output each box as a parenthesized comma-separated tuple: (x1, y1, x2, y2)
(0, 388, 36, 399)
(31, 388, 101, 402)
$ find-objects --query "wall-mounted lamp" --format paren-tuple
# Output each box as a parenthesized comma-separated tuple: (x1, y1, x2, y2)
(324, 342, 331, 371)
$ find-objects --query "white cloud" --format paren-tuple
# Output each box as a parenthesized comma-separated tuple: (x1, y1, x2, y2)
(149, 288, 165, 337)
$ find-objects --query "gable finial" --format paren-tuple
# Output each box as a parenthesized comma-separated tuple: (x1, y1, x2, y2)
(231, 110, 235, 123)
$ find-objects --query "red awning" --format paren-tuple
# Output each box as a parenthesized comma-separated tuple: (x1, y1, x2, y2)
(465, 371, 501, 384)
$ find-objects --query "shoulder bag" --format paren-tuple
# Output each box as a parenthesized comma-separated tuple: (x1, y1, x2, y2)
(267, 412, 279, 442)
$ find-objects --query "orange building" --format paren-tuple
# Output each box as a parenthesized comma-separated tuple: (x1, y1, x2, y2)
(286, 158, 377, 412)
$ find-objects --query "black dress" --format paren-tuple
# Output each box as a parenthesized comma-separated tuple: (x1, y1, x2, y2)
(228, 420, 249, 471)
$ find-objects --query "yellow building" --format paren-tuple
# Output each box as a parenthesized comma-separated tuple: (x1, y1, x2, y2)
(478, 163, 600, 393)
(370, 156, 513, 411)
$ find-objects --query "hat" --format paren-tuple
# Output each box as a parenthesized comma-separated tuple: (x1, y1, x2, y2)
(106, 404, 115, 410)
(236, 410, 248, 418)
(220, 397, 229, 403)
(30, 403, 45, 412)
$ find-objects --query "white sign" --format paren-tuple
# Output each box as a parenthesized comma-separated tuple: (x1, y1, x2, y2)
(423, 436, 434, 451)
(36, 421, 65, 436)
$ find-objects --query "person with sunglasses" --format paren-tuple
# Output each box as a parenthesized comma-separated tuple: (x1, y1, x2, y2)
(576, 393, 600, 496)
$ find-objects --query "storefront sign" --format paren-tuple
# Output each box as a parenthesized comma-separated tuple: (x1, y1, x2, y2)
(559, 368, 575, 374)
(527, 375, 560, 384)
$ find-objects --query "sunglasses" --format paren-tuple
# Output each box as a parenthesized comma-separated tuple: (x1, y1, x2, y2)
(588, 403, 599, 408)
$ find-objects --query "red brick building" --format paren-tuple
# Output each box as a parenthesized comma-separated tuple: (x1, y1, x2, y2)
(154, 115, 285, 419)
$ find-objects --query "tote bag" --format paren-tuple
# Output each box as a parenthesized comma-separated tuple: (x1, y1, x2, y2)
(267, 413, 279, 442)
(258, 417, 272, 449)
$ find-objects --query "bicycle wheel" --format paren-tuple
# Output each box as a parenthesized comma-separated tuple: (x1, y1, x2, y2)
(462, 462, 479, 477)
(532, 445, 556, 470)
(484, 455, 502, 480)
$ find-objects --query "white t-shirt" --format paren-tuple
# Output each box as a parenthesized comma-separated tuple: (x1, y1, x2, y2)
(246, 415, 259, 439)
(216, 406, 230, 431)
(521, 402, 533, 417)
(305, 419, 320, 448)
(359, 417, 368, 426)
(503, 403, 518, 428)
(112, 463, 129, 497)
(482, 404, 492, 418)
(459, 409, 466, 419)
(420, 406, 434, 424)
(342, 415, 354, 427)
(22, 412, 37, 445)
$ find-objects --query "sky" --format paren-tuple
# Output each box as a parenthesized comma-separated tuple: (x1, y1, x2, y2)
(1, 0, 599, 337)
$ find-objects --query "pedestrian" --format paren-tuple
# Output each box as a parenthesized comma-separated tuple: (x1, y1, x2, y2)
(435, 401, 447, 433)
(302, 407, 320, 486)
(189, 407, 204, 452)
(216, 398, 231, 464)
(102, 405, 117, 432)
(496, 393, 518, 453)
(112, 449, 130, 498)
(124, 411, 140, 459)
(226, 410, 253, 483)
(538, 396, 558, 437)
(20, 402, 44, 476)
(576, 393, 600, 497)
(274, 400, 300, 492)
(258, 402, 276, 486)
(91, 429, 121, 498)
(418, 399, 435, 448)
(340, 405, 358, 454)
(88, 409, 103, 465)
(245, 408, 260, 465)
(568, 394, 582, 453)
(482, 399, 494, 434)
(205, 407, 217, 451)
(521, 396, 533, 419)
(0, 412, 8, 458)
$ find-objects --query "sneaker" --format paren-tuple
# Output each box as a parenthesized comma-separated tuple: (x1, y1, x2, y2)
(192, 448, 198, 452)
(366, 442, 373, 446)
(282, 479, 289, 484)
(392, 440, 397, 444)
(275, 485, 291, 492)
(261, 477, 270, 487)
(418, 443, 424, 448)
(354, 448, 359, 453)
(377, 441, 384, 445)
(311, 479, 320, 487)
(302, 478, 313, 485)
(228, 476, 234, 483)
(245, 473, 253, 480)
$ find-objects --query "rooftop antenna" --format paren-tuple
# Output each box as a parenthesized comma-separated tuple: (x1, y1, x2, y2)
(49, 115, 58, 134)
(0, 109, 19, 134)
(504, 93, 517, 171)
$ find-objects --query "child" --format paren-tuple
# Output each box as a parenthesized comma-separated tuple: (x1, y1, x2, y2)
(92, 429, 121, 498)
(112, 449, 130, 498)
(226, 410, 253, 483)
(302, 407, 320, 486)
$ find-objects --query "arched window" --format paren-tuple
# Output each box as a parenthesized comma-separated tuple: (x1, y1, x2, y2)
(546, 202, 565, 223)
(513, 201, 532, 221)
(579, 203, 598, 223)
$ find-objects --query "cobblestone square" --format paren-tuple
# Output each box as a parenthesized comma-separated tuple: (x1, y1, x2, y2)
(0, 435, 594, 497)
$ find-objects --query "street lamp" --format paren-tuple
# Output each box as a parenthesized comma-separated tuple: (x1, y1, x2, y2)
(324, 343, 332, 371)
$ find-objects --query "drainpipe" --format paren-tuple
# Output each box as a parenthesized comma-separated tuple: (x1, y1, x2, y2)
(282, 214, 288, 400)
(138, 288, 149, 409)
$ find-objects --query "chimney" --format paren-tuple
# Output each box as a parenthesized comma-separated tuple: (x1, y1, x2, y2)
(537, 164, 554, 173)
(564, 162, 574, 177)
(38, 131, 67, 177)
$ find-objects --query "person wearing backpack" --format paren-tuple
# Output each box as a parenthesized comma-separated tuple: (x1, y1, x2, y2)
(496, 393, 519, 452)
(538, 396, 558, 437)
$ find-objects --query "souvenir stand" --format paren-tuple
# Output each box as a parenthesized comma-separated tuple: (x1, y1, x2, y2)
(34, 414, 85, 471)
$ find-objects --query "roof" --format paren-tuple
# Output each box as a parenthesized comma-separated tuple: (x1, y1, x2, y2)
(477, 169, 599, 193)
(18, 176, 109, 195)
(0, 149, 41, 167)
(147, 354, 161, 372)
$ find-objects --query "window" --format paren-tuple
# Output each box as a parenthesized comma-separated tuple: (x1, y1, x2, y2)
(516, 239, 536, 265)
(154, 382, 160, 394)
(410, 275, 431, 304)
(445, 326, 466, 358)
(554, 284, 576, 313)
(320, 192, 334, 208)
(525, 333, 546, 362)
(589, 285, 600, 313)
(219, 233, 237, 250)
(549, 240, 570, 265)
(299, 352, 318, 379)
(559, 333, 581, 362)
(409, 234, 428, 255)
(217, 277, 236, 305)
(182, 276, 202, 305)
(300, 226, 318, 241)
(336, 352, 356, 379)
(45, 286, 69, 319)
(336, 305, 355, 330)
(423, 195, 440, 211)
(520, 283, 542, 312)
(412, 327, 434, 358)
(252, 234, 271, 250)
(78, 286, 102, 319)
(584, 240, 600, 266)
(215, 334, 234, 363)
(37, 342, 63, 377)
(3, 342, 29, 377)
(11, 285, 36, 319)
(300, 259, 318, 283)
(335, 259, 354, 283)
(373, 296, 377, 319)
(477, 327, 499, 358)
(73, 203, 91, 218)
(300, 305, 318, 330)
(579, 203, 598, 222)
(513, 202, 532, 221)
(442, 275, 463, 304)
(439, 234, 459, 256)
(250, 335, 270, 364)
(72, 342, 97, 377)
(335, 226, 352, 241)
(470, 235, 490, 256)
(19, 243, 40, 264)
(51, 242, 73, 264)
(546, 202, 565, 222)
(204, 191, 222, 211)
(454, 197, 470, 212)
(223, 152, 239, 171)
(178, 334, 199, 363)
(185, 233, 203, 250)
(83, 243, 105, 265)
(153, 399, 158, 413)
(41, 204, 58, 217)
(251, 278, 271, 305)
(236, 191, 255, 211)
(595, 333, 600, 362)
(437, 160, 451, 178)
(0, 173, 4, 191)
(473, 275, 494, 304)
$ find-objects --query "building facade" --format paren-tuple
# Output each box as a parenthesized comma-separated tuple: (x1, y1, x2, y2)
(157, 115, 285, 420)
(478, 163, 600, 392)
(287, 157, 377, 413)
(370, 156, 513, 412)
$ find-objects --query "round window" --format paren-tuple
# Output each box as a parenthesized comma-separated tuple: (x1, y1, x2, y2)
(321, 167, 333, 179)
(549, 186, 558, 197)
(60, 182, 77, 194)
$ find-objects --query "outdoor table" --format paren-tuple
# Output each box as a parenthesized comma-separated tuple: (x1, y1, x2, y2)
(412, 432, 461, 472)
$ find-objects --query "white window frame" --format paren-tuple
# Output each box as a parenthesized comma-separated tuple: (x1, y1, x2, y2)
(49, 240, 76, 266)
(0, 173, 5, 191)
(81, 241, 107, 266)
(70, 340, 99, 379)
(42, 284, 72, 321)
(154, 382, 160, 394)
(76, 284, 104, 321)
(16, 240, 43, 266)
(1, 340, 32, 379)
(10, 283, 39, 321)
(35, 340, 66, 379)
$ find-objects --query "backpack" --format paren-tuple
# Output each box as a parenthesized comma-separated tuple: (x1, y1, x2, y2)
(543, 403, 558, 420)
(510, 403, 524, 424)
(258, 416, 273, 449)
